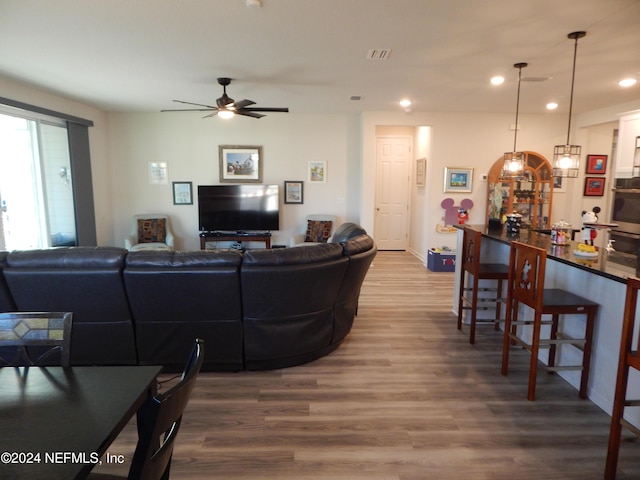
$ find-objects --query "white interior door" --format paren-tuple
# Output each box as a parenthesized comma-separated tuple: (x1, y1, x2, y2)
(374, 136, 411, 250)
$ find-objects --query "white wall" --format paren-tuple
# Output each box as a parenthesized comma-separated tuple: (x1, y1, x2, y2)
(107, 112, 361, 250)
(362, 110, 570, 258)
(1, 73, 635, 253)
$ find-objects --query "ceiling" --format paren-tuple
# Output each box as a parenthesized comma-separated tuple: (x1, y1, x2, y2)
(1, 0, 639, 117)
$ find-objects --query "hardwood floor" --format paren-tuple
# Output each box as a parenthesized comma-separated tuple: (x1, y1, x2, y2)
(92, 251, 640, 479)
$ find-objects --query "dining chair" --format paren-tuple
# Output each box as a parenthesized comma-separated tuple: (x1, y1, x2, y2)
(0, 312, 73, 367)
(501, 241, 598, 401)
(605, 276, 640, 480)
(88, 338, 205, 480)
(456, 226, 509, 344)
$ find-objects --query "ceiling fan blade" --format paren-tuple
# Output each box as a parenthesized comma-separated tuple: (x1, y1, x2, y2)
(241, 107, 289, 113)
(161, 108, 218, 112)
(172, 99, 217, 109)
(202, 112, 218, 118)
(236, 110, 265, 119)
(233, 99, 256, 109)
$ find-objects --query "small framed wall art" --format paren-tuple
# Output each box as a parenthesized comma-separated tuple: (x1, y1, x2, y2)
(219, 145, 263, 183)
(149, 162, 168, 185)
(308, 161, 327, 183)
(416, 158, 426, 186)
(443, 167, 473, 193)
(172, 181, 193, 205)
(585, 154, 607, 175)
(284, 181, 304, 204)
(584, 176, 605, 196)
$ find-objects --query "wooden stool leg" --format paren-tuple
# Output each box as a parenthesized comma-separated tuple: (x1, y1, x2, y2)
(579, 307, 597, 400)
(528, 311, 543, 401)
(548, 313, 559, 370)
(457, 271, 466, 330)
(501, 298, 514, 376)
(469, 274, 479, 344)
(494, 279, 502, 331)
(605, 360, 630, 479)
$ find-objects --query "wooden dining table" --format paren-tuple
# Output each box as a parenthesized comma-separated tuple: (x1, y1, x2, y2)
(0, 365, 162, 480)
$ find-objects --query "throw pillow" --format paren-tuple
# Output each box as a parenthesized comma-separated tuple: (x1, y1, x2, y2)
(138, 218, 167, 244)
(305, 220, 332, 243)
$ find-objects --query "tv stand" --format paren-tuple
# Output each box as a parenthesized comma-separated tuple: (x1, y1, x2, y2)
(200, 231, 272, 250)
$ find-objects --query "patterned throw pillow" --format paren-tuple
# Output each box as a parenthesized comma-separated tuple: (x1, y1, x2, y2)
(138, 218, 166, 244)
(305, 220, 332, 243)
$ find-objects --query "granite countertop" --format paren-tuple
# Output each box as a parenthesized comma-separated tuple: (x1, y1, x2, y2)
(458, 224, 638, 284)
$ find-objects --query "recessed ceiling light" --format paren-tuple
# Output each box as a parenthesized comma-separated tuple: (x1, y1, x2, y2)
(491, 76, 505, 86)
(399, 99, 411, 108)
(619, 78, 637, 87)
(546, 102, 558, 110)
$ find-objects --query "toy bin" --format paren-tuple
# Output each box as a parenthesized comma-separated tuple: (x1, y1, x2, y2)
(427, 249, 456, 272)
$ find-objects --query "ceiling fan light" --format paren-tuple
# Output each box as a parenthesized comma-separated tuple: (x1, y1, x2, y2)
(218, 109, 235, 119)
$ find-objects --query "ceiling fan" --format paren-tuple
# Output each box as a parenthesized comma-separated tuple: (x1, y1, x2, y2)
(161, 77, 289, 119)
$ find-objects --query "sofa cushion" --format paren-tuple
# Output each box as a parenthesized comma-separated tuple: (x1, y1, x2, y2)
(137, 218, 166, 244)
(305, 219, 332, 243)
(0, 251, 16, 312)
(340, 234, 375, 256)
(125, 249, 242, 268)
(4, 247, 136, 366)
(124, 249, 243, 371)
(243, 243, 343, 266)
(331, 222, 367, 245)
(6, 246, 127, 268)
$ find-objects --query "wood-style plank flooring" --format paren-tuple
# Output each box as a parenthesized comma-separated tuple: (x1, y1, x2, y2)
(92, 251, 640, 479)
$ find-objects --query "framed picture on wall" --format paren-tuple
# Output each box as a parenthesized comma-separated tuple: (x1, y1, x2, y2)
(219, 145, 263, 183)
(416, 158, 426, 186)
(308, 161, 327, 183)
(443, 167, 473, 193)
(584, 176, 605, 196)
(172, 181, 193, 205)
(585, 154, 607, 174)
(284, 181, 304, 204)
(149, 162, 168, 185)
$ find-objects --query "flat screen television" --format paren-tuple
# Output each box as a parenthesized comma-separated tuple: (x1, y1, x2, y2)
(198, 184, 280, 232)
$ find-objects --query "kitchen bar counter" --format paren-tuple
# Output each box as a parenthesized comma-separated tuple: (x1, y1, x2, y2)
(459, 224, 638, 283)
(452, 224, 639, 426)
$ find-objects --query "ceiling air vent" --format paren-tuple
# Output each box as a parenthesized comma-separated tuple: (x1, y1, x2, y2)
(366, 49, 392, 60)
(350, 95, 362, 101)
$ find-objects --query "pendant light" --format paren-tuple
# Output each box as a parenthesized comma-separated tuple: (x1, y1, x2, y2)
(502, 62, 528, 177)
(553, 31, 586, 178)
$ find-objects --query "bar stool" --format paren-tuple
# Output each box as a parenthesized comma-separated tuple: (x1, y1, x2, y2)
(457, 226, 509, 344)
(501, 241, 598, 401)
(605, 276, 640, 480)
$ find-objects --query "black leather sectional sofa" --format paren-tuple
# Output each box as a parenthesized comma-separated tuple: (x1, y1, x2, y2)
(0, 223, 376, 371)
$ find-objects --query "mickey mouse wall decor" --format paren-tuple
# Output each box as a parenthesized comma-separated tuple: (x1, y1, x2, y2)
(437, 198, 474, 233)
